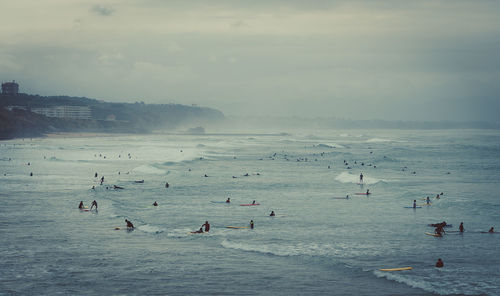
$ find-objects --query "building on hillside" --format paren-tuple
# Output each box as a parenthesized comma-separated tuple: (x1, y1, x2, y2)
(2, 81, 19, 95)
(30, 106, 92, 120)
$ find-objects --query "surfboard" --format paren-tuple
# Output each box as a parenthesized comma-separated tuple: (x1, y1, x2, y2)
(240, 203, 260, 206)
(404, 206, 422, 208)
(332, 197, 350, 199)
(355, 193, 371, 195)
(425, 232, 442, 237)
(418, 204, 431, 206)
(210, 201, 227, 204)
(226, 226, 250, 229)
(114, 227, 134, 231)
(80, 209, 90, 212)
(379, 267, 413, 271)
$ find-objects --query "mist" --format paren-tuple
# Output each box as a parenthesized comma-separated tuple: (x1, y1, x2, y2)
(1, 0, 499, 123)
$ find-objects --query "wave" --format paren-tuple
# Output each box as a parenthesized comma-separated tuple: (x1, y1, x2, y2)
(132, 165, 168, 175)
(366, 138, 392, 143)
(334, 172, 385, 185)
(315, 143, 345, 149)
(137, 224, 164, 234)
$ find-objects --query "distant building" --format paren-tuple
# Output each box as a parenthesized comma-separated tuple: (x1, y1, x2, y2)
(2, 80, 19, 95)
(31, 106, 92, 120)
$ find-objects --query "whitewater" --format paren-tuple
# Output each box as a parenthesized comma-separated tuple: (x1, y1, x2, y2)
(1, 129, 499, 295)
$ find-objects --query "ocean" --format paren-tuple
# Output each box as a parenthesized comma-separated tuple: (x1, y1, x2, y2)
(1, 129, 499, 295)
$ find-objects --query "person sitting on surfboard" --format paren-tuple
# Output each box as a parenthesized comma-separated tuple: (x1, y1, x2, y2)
(250, 220, 254, 229)
(153, 201, 158, 206)
(226, 198, 230, 203)
(270, 211, 275, 217)
(435, 258, 444, 268)
(125, 219, 134, 229)
(203, 221, 210, 232)
(78, 201, 84, 209)
(459, 222, 464, 233)
(489, 227, 495, 233)
(90, 200, 98, 210)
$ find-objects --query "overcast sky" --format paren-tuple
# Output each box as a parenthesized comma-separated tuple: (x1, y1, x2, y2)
(1, 0, 499, 121)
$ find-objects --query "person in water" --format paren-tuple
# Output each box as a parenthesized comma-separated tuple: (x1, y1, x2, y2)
(78, 201, 84, 209)
(459, 222, 464, 233)
(366, 189, 370, 194)
(90, 200, 98, 210)
(436, 258, 444, 268)
(359, 173, 363, 183)
(203, 221, 210, 232)
(489, 227, 495, 233)
(100, 176, 104, 185)
(153, 201, 158, 206)
(125, 219, 134, 228)
(345, 195, 350, 199)
(252, 200, 256, 204)
(426, 196, 431, 204)
(95, 172, 98, 178)
(165, 182, 169, 188)
(413, 200, 417, 208)
(435, 194, 440, 199)
(113, 185, 124, 189)
(226, 197, 230, 203)
(250, 220, 254, 229)
(270, 211, 275, 217)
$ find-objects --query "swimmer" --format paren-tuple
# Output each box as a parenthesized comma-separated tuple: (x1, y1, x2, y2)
(435, 258, 444, 268)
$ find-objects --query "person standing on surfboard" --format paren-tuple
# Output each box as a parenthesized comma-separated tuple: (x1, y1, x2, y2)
(459, 222, 464, 232)
(125, 219, 134, 229)
(90, 200, 98, 210)
(270, 211, 275, 217)
(78, 201, 84, 209)
(366, 189, 370, 195)
(413, 200, 417, 208)
(250, 220, 254, 229)
(359, 173, 363, 183)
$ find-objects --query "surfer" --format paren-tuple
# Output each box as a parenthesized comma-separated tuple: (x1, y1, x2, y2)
(359, 173, 363, 183)
(413, 200, 417, 208)
(488, 227, 494, 233)
(100, 176, 104, 185)
(459, 222, 464, 233)
(435, 258, 444, 268)
(270, 211, 275, 217)
(153, 201, 158, 206)
(426, 196, 431, 204)
(90, 200, 98, 210)
(125, 219, 134, 229)
(252, 200, 256, 205)
(204, 174, 208, 177)
(250, 220, 254, 229)
(165, 182, 169, 188)
(113, 185, 124, 189)
(366, 189, 370, 195)
(226, 197, 230, 203)
(94, 172, 98, 178)
(30, 172, 33, 176)
(346, 195, 350, 199)
(91, 186, 95, 190)
(435, 194, 440, 199)
(78, 201, 84, 209)
(203, 221, 210, 232)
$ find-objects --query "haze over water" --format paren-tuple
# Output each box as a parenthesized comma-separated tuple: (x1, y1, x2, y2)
(1, 129, 499, 295)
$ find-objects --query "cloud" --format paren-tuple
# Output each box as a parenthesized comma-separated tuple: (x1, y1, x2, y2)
(91, 4, 114, 16)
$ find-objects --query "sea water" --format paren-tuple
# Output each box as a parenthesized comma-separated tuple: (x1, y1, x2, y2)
(1, 129, 499, 295)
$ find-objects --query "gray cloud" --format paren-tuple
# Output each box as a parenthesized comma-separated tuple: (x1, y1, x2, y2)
(91, 5, 114, 16)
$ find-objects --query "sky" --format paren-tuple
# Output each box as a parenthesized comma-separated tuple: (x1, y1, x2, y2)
(1, 0, 499, 122)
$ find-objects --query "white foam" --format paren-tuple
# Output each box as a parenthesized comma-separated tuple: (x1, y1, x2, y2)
(137, 224, 164, 234)
(334, 172, 383, 185)
(132, 165, 167, 175)
(366, 138, 392, 143)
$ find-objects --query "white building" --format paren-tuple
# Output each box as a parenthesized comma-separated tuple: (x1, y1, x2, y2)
(30, 106, 92, 120)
